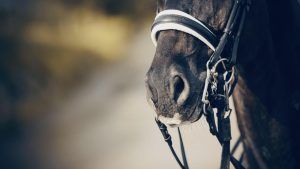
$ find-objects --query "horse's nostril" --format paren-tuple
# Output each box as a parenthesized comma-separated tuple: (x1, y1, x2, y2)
(171, 75, 190, 106)
(173, 76, 185, 101)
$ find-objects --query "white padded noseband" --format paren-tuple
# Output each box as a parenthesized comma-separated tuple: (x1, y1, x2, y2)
(151, 9, 217, 51)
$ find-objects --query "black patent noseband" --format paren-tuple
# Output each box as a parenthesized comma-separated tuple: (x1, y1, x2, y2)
(151, 0, 251, 169)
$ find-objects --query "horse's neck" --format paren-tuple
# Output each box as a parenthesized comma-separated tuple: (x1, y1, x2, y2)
(236, 0, 288, 119)
(231, 0, 297, 168)
(236, 0, 298, 123)
(266, 0, 300, 95)
(232, 76, 295, 169)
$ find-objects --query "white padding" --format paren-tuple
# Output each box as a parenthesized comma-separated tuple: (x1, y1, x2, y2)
(155, 10, 215, 35)
(151, 23, 216, 51)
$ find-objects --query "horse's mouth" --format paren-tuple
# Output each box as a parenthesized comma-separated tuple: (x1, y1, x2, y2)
(158, 98, 204, 127)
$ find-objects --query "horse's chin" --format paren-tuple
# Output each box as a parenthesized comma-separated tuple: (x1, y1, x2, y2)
(157, 103, 203, 127)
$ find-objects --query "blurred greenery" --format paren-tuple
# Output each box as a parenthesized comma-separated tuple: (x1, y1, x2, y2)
(0, 2, 155, 168)
(0, 0, 155, 123)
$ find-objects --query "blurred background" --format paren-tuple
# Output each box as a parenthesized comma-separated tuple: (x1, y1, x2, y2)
(0, 0, 242, 169)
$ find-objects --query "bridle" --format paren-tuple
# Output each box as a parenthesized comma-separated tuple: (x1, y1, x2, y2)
(150, 0, 251, 169)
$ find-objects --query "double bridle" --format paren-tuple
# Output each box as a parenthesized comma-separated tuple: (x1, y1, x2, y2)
(150, 0, 251, 169)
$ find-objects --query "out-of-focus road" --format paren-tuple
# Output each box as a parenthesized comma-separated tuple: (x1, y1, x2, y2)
(31, 26, 242, 169)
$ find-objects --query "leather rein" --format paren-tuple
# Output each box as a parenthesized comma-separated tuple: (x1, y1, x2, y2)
(150, 0, 251, 169)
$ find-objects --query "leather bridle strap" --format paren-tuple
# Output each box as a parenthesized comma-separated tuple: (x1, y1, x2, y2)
(155, 116, 245, 169)
(208, 0, 251, 67)
(155, 119, 188, 169)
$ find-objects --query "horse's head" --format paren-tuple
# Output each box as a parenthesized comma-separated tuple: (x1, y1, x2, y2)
(145, 0, 234, 126)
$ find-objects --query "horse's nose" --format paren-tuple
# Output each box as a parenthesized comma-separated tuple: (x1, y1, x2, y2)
(145, 71, 190, 107)
(170, 74, 190, 106)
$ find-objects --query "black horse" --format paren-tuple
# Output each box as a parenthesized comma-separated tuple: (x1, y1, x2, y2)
(145, 0, 300, 168)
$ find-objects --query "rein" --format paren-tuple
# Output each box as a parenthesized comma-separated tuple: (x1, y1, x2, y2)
(150, 0, 251, 169)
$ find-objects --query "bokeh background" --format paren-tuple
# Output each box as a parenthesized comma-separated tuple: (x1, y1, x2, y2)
(0, 0, 242, 169)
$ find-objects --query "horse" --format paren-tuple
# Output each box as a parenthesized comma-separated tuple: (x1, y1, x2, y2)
(145, 0, 300, 168)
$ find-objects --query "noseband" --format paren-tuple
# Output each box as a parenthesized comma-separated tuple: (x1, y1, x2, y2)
(151, 9, 218, 50)
(150, 0, 251, 169)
